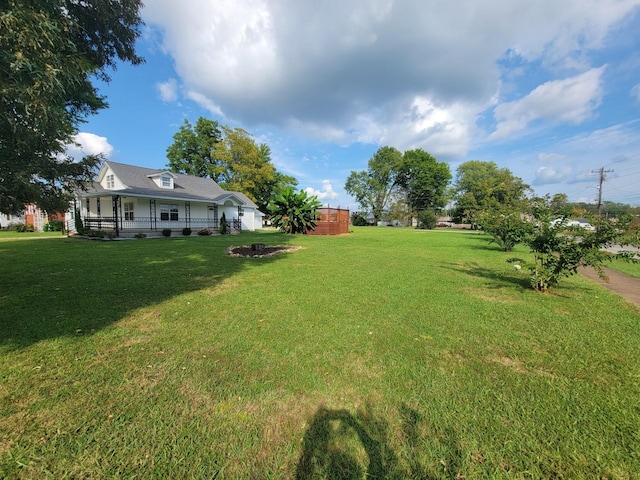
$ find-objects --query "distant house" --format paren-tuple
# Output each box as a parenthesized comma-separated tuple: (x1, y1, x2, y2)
(71, 161, 263, 236)
(1, 204, 50, 231)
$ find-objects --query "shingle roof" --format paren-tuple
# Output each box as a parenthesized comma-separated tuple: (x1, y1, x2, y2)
(79, 161, 258, 208)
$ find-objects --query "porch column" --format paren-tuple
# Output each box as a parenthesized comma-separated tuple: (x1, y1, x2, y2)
(112, 195, 120, 237)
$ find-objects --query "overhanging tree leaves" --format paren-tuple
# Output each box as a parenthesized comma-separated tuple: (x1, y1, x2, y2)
(0, 0, 144, 214)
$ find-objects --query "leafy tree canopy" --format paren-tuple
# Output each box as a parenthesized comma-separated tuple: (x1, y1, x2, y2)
(345, 146, 450, 223)
(166, 118, 296, 213)
(344, 146, 403, 223)
(399, 148, 452, 214)
(0, 0, 144, 214)
(453, 160, 530, 224)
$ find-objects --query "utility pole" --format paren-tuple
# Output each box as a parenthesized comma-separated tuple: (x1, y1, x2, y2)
(592, 167, 613, 215)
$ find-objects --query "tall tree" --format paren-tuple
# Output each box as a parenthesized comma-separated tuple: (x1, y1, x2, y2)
(166, 118, 223, 179)
(0, 0, 144, 214)
(453, 160, 530, 225)
(166, 118, 297, 213)
(344, 146, 404, 223)
(399, 149, 452, 214)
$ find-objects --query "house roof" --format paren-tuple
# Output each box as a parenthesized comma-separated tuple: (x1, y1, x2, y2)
(80, 161, 258, 208)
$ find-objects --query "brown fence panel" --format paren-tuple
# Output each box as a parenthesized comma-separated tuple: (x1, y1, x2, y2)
(308, 207, 350, 235)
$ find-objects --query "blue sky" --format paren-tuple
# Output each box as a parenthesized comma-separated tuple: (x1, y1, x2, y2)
(71, 0, 640, 208)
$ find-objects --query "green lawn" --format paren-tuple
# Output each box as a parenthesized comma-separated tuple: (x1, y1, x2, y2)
(1, 228, 638, 479)
(608, 257, 640, 279)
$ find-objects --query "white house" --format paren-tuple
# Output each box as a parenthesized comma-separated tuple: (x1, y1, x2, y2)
(71, 161, 264, 236)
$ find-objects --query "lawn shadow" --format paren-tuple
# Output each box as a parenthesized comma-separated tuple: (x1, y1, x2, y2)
(295, 403, 463, 479)
(0, 232, 294, 350)
(441, 261, 531, 290)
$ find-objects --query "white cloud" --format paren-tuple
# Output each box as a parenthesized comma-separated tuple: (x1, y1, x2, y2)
(142, 0, 639, 151)
(533, 166, 573, 185)
(305, 180, 339, 201)
(66, 132, 114, 161)
(156, 78, 179, 102)
(491, 67, 605, 140)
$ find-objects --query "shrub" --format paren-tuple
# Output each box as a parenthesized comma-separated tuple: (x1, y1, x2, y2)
(44, 220, 64, 232)
(351, 212, 368, 226)
(134, 232, 147, 239)
(219, 213, 228, 235)
(162, 229, 172, 237)
(74, 209, 84, 232)
(197, 228, 212, 236)
(268, 187, 322, 234)
(416, 210, 437, 230)
(84, 229, 106, 238)
(10, 222, 35, 232)
(182, 227, 192, 236)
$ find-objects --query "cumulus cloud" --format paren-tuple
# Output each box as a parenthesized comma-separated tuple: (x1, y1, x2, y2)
(142, 0, 638, 151)
(156, 78, 179, 102)
(305, 180, 339, 201)
(532, 166, 573, 185)
(66, 132, 114, 161)
(491, 67, 605, 140)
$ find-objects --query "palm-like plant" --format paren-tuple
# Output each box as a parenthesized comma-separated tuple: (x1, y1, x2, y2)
(268, 187, 322, 234)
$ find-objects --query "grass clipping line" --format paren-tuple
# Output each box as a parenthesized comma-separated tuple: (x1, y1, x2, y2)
(226, 245, 302, 258)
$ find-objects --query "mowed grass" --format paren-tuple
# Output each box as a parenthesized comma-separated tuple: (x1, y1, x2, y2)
(0, 228, 638, 479)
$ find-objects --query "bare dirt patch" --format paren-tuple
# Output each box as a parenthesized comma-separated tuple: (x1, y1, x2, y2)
(227, 245, 301, 258)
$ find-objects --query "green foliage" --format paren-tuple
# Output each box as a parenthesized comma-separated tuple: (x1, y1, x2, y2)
(162, 229, 172, 237)
(44, 220, 64, 232)
(416, 210, 437, 229)
(345, 146, 404, 223)
(399, 149, 452, 214)
(182, 227, 192, 236)
(453, 161, 530, 225)
(74, 209, 84, 232)
(351, 212, 369, 226)
(166, 117, 223, 178)
(0, 0, 144, 214)
(219, 213, 228, 235)
(166, 118, 297, 213)
(134, 232, 146, 239)
(478, 205, 533, 252)
(268, 187, 322, 234)
(524, 196, 639, 291)
(10, 222, 34, 232)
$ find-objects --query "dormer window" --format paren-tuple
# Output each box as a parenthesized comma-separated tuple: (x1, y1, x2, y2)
(161, 176, 171, 188)
(106, 174, 115, 189)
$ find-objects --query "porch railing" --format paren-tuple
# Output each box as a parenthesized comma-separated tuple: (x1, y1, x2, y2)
(83, 216, 242, 232)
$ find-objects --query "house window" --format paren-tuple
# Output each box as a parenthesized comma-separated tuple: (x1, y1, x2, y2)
(86, 199, 91, 213)
(124, 202, 134, 221)
(106, 174, 115, 188)
(161, 176, 171, 188)
(160, 204, 178, 221)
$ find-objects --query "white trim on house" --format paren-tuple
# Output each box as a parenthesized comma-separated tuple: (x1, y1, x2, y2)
(73, 161, 263, 235)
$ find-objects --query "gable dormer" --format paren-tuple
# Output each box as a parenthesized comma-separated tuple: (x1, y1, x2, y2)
(147, 171, 177, 189)
(97, 162, 126, 190)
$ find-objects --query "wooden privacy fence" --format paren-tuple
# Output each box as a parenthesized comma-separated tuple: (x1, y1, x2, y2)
(309, 206, 350, 235)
